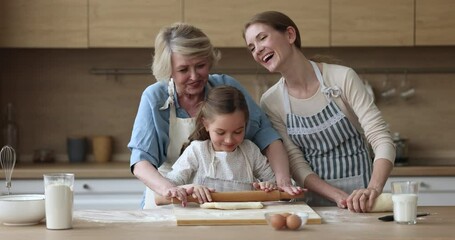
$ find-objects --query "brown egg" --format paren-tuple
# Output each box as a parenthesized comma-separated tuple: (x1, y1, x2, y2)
(269, 214, 286, 230)
(286, 214, 302, 230)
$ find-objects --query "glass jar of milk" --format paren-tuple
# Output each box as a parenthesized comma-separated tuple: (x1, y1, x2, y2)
(43, 173, 75, 230)
(391, 181, 419, 224)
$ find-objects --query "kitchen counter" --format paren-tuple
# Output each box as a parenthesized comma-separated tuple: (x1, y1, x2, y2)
(12, 162, 134, 179)
(10, 162, 455, 179)
(390, 165, 455, 176)
(0, 206, 453, 240)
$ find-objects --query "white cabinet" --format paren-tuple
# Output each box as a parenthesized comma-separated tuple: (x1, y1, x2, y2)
(384, 177, 455, 206)
(11, 179, 145, 210)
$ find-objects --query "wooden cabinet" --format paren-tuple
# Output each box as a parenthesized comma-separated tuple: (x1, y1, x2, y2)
(0, 0, 88, 48)
(89, 0, 183, 48)
(331, 0, 414, 46)
(2, 0, 454, 48)
(184, 0, 330, 47)
(13, 179, 144, 210)
(384, 177, 455, 206)
(415, 0, 455, 46)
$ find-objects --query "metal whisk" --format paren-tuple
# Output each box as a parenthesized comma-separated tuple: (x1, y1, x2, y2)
(0, 145, 16, 194)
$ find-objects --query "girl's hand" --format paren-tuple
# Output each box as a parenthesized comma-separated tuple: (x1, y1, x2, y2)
(183, 184, 215, 204)
(162, 186, 194, 207)
(252, 181, 277, 192)
(346, 188, 380, 213)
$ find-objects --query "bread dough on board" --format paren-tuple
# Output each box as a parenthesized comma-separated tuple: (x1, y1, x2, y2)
(200, 202, 264, 210)
(370, 193, 393, 212)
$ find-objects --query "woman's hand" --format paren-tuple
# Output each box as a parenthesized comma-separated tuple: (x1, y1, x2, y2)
(346, 188, 380, 213)
(183, 184, 215, 204)
(252, 181, 277, 192)
(276, 180, 304, 195)
(264, 140, 303, 195)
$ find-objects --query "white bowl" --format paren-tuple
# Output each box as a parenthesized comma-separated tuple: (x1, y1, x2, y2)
(0, 194, 45, 226)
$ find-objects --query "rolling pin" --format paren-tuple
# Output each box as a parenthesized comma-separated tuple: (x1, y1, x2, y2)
(157, 190, 304, 205)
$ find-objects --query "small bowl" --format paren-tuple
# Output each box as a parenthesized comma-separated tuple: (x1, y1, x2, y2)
(265, 211, 309, 231)
(0, 194, 45, 226)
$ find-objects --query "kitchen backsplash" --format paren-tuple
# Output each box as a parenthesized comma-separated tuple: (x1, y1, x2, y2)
(1, 47, 454, 165)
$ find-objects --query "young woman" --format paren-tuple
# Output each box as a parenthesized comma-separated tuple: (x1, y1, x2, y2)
(164, 86, 276, 203)
(243, 11, 395, 213)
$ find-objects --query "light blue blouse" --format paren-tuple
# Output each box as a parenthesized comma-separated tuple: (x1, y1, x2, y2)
(128, 74, 281, 172)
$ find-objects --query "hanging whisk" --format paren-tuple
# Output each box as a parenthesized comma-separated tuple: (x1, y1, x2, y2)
(0, 145, 16, 194)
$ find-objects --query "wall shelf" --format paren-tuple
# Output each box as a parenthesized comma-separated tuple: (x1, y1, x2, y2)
(89, 67, 455, 76)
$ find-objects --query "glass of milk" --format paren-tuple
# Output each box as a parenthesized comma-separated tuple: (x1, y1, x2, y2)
(391, 181, 419, 224)
(43, 173, 74, 230)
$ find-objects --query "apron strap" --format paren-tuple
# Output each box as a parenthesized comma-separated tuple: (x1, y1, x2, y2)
(159, 78, 175, 111)
(309, 61, 342, 98)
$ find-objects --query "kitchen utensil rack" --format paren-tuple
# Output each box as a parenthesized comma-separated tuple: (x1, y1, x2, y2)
(90, 67, 455, 77)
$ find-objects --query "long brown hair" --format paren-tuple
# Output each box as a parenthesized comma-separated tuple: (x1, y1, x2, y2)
(243, 11, 302, 49)
(181, 85, 249, 153)
(243, 11, 344, 64)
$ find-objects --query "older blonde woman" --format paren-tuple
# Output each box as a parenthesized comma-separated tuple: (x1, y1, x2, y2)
(128, 23, 301, 208)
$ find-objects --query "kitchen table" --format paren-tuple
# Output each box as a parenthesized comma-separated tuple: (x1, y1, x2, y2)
(0, 206, 453, 240)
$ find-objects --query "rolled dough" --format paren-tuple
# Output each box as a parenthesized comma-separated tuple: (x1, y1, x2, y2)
(200, 202, 264, 210)
(370, 193, 393, 212)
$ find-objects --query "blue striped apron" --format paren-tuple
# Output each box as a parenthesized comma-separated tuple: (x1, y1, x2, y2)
(284, 61, 372, 206)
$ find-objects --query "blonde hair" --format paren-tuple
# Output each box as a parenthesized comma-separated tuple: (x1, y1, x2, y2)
(152, 23, 221, 82)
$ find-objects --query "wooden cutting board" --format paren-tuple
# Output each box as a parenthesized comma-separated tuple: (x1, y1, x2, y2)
(174, 201, 322, 226)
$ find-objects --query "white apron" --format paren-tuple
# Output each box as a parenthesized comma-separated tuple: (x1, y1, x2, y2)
(197, 146, 255, 192)
(143, 79, 196, 209)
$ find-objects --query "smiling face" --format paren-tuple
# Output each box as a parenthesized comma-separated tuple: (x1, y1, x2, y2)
(203, 110, 246, 152)
(171, 53, 210, 96)
(244, 23, 296, 73)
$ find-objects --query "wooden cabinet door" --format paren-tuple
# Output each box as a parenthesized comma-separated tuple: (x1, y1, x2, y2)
(89, 0, 183, 47)
(184, 0, 330, 47)
(0, 0, 88, 48)
(331, 0, 414, 46)
(416, 0, 455, 46)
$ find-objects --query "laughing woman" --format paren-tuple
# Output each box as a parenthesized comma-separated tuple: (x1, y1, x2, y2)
(243, 11, 395, 213)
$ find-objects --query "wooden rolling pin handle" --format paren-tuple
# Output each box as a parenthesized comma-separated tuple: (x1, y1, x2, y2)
(278, 191, 305, 200)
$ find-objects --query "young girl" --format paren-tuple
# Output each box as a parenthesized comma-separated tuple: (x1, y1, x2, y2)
(164, 85, 276, 204)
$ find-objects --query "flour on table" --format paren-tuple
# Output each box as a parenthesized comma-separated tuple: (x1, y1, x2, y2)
(200, 202, 264, 210)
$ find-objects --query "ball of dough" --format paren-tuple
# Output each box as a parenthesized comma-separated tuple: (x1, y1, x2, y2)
(370, 193, 393, 212)
(200, 202, 264, 210)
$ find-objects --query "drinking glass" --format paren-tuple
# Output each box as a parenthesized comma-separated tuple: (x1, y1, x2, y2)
(43, 173, 74, 229)
(391, 181, 419, 224)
